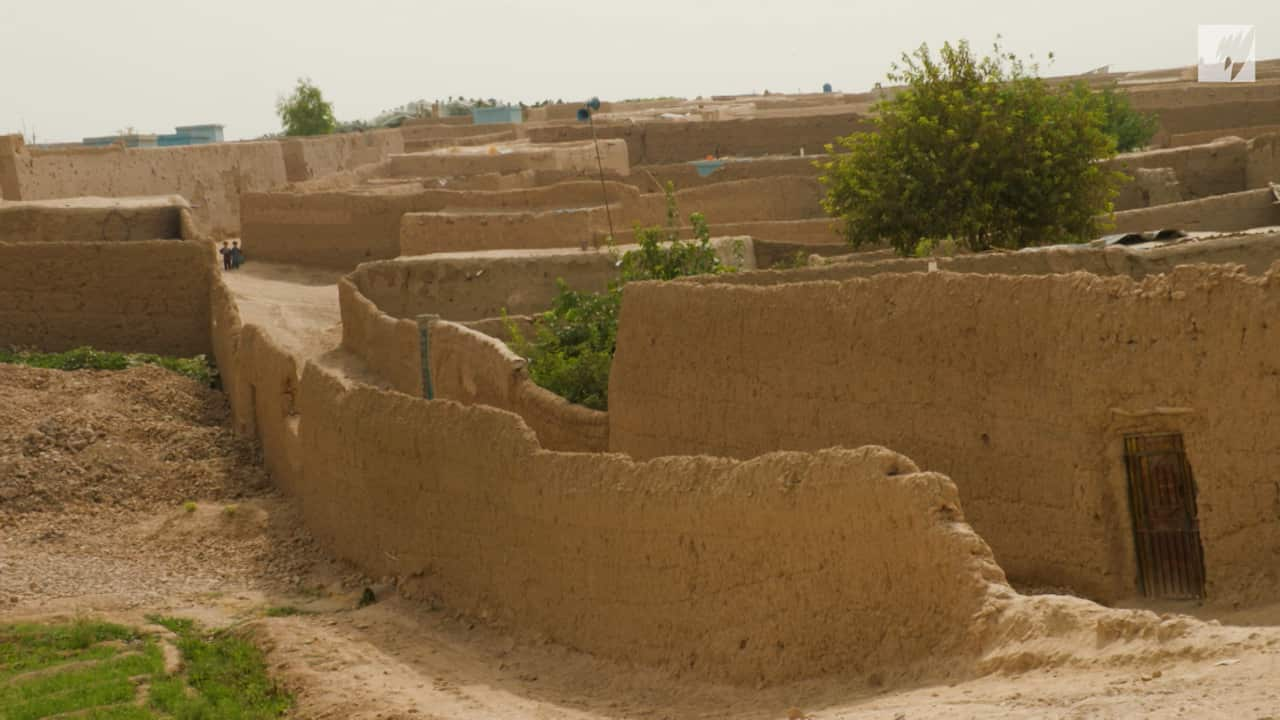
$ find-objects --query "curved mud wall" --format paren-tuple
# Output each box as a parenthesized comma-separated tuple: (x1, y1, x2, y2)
(427, 320, 609, 452)
(0, 240, 212, 356)
(338, 278, 424, 396)
(296, 365, 1005, 683)
(609, 265, 1280, 604)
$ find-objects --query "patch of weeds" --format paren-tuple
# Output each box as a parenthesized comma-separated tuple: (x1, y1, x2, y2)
(358, 588, 377, 608)
(147, 616, 291, 719)
(221, 503, 239, 517)
(0, 347, 216, 386)
(263, 606, 307, 618)
(0, 619, 163, 720)
(183, 501, 198, 513)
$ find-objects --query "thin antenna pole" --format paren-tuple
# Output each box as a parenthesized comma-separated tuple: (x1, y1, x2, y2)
(587, 110, 616, 241)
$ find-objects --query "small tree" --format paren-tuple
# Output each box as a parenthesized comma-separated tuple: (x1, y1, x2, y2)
(276, 78, 336, 136)
(1100, 87, 1158, 153)
(820, 40, 1125, 255)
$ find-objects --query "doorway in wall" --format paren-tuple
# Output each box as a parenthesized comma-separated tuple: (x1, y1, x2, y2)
(1123, 433, 1207, 600)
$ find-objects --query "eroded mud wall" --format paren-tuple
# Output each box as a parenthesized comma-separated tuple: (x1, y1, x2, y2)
(338, 278, 424, 396)
(609, 266, 1280, 603)
(297, 364, 1006, 683)
(428, 321, 609, 451)
(0, 240, 211, 355)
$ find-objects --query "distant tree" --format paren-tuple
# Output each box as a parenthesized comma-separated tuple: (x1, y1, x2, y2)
(276, 78, 337, 136)
(1100, 87, 1159, 153)
(820, 40, 1125, 255)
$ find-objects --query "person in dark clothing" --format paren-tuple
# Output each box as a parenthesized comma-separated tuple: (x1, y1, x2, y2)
(219, 241, 233, 271)
(231, 241, 244, 270)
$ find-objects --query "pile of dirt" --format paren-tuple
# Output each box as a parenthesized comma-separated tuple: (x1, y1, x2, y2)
(0, 364, 269, 515)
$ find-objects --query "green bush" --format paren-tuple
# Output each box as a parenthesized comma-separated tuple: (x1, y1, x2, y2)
(507, 188, 734, 410)
(276, 77, 336, 137)
(1100, 87, 1159, 153)
(820, 40, 1126, 256)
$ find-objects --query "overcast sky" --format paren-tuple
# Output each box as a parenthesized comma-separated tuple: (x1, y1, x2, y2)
(2, 0, 1276, 143)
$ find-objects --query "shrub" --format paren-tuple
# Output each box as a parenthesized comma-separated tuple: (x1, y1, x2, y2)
(276, 77, 336, 136)
(820, 40, 1126, 256)
(506, 188, 734, 410)
(1100, 87, 1159, 153)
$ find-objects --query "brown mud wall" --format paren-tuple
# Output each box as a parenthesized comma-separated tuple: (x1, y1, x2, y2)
(609, 266, 1280, 604)
(2, 138, 289, 237)
(1112, 188, 1280, 234)
(242, 181, 644, 269)
(427, 321, 609, 451)
(208, 276, 303, 492)
(527, 113, 873, 165)
(350, 250, 619, 322)
(296, 365, 1005, 683)
(281, 129, 405, 183)
(0, 240, 211, 355)
(397, 176, 824, 257)
(338, 278, 424, 396)
(388, 140, 629, 179)
(0, 131, 405, 237)
(0, 196, 188, 243)
(1108, 138, 1249, 202)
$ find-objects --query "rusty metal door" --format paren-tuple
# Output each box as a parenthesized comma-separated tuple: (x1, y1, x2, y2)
(1123, 433, 1207, 600)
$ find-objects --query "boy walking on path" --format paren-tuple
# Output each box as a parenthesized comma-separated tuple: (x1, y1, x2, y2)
(219, 241, 233, 271)
(231, 241, 244, 269)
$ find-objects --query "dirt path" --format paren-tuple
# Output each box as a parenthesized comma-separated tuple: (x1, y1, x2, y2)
(220, 259, 344, 361)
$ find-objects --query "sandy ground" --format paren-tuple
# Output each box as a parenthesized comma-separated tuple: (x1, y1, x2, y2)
(220, 258, 344, 360)
(5, 263, 1280, 719)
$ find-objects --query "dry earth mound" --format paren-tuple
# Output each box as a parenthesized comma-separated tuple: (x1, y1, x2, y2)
(0, 364, 268, 515)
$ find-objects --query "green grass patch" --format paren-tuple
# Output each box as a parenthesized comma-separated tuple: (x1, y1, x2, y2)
(0, 617, 290, 720)
(0, 347, 215, 386)
(263, 606, 306, 618)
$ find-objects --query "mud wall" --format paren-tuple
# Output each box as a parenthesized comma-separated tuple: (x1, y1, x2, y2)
(0, 131, 405, 237)
(0, 196, 188, 243)
(338, 278, 424, 396)
(398, 177, 824, 257)
(1112, 188, 1280, 234)
(297, 365, 1004, 683)
(1109, 138, 1249, 201)
(389, 140, 629, 178)
(609, 266, 1280, 604)
(704, 231, 1280, 285)
(281, 129, 405, 183)
(527, 113, 874, 164)
(427, 321, 609, 451)
(242, 181, 644, 269)
(2, 137, 289, 237)
(351, 249, 620, 322)
(208, 276, 303, 492)
(0, 240, 212, 356)
(401, 208, 602, 256)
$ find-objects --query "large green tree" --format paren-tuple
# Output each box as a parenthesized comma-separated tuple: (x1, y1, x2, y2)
(821, 40, 1126, 255)
(276, 78, 337, 136)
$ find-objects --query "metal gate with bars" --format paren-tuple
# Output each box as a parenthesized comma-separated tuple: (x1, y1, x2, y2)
(1123, 433, 1207, 600)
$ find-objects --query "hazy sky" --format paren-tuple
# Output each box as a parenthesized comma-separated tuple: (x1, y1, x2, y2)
(2, 0, 1276, 142)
